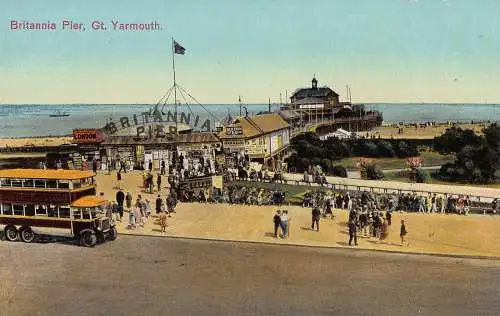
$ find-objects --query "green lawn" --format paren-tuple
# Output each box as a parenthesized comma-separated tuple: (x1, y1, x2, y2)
(335, 151, 454, 171)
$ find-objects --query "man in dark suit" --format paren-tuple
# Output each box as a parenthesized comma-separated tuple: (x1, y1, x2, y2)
(311, 206, 321, 231)
(116, 189, 125, 219)
(273, 210, 281, 238)
(348, 220, 358, 246)
(155, 195, 163, 215)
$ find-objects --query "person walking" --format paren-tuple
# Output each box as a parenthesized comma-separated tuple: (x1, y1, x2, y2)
(116, 171, 122, 190)
(464, 196, 471, 215)
(311, 206, 321, 232)
(148, 160, 153, 173)
(400, 220, 408, 246)
(161, 159, 166, 175)
(431, 194, 437, 213)
(116, 189, 124, 206)
(155, 195, 163, 215)
(379, 216, 389, 241)
(119, 159, 127, 173)
(279, 210, 289, 239)
(125, 191, 133, 211)
(385, 209, 392, 226)
(157, 174, 162, 192)
(273, 210, 281, 238)
(116, 189, 125, 221)
(128, 205, 137, 229)
(166, 194, 176, 216)
(418, 196, 425, 213)
(348, 220, 358, 246)
(159, 209, 168, 233)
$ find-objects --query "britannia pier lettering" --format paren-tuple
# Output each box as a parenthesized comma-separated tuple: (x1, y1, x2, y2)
(103, 109, 212, 137)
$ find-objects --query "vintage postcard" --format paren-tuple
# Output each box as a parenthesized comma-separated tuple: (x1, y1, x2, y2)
(1, 1, 499, 315)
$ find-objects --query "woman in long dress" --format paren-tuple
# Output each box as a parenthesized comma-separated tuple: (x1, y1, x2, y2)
(379, 217, 389, 241)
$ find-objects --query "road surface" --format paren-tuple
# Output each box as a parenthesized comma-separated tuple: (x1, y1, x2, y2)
(1, 236, 500, 315)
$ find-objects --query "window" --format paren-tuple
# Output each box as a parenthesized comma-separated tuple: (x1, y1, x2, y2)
(59, 206, 71, 218)
(71, 208, 83, 220)
(23, 179, 34, 188)
(48, 205, 58, 217)
(82, 208, 92, 220)
(25, 204, 35, 216)
(46, 180, 57, 189)
(35, 205, 48, 216)
(72, 180, 82, 189)
(0, 178, 11, 187)
(2, 203, 12, 215)
(11, 179, 22, 187)
(34, 180, 46, 188)
(13, 204, 24, 216)
(57, 180, 70, 189)
(89, 206, 104, 219)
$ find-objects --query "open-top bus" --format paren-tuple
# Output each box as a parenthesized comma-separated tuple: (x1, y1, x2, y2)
(0, 169, 117, 247)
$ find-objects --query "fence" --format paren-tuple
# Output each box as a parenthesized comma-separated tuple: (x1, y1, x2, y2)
(225, 176, 497, 215)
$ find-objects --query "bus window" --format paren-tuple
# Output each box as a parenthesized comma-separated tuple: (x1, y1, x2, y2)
(46, 180, 57, 189)
(11, 179, 22, 187)
(89, 206, 104, 219)
(71, 208, 83, 220)
(0, 178, 11, 187)
(34, 179, 46, 188)
(59, 206, 71, 218)
(13, 204, 24, 216)
(72, 180, 82, 189)
(1, 203, 12, 215)
(58, 180, 70, 189)
(24, 204, 35, 216)
(48, 205, 58, 217)
(82, 208, 91, 219)
(35, 205, 48, 216)
(23, 179, 34, 188)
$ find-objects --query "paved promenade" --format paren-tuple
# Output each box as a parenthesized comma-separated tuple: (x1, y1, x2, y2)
(95, 172, 500, 258)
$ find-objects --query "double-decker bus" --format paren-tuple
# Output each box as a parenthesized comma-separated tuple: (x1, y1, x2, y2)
(0, 169, 117, 247)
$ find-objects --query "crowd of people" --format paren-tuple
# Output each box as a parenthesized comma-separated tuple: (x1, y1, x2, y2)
(110, 188, 178, 233)
(301, 189, 478, 216)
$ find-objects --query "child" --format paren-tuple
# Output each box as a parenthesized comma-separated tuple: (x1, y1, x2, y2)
(128, 207, 137, 229)
(159, 210, 168, 233)
(400, 220, 408, 246)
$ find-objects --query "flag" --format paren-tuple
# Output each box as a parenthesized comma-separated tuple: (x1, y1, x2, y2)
(174, 41, 185, 55)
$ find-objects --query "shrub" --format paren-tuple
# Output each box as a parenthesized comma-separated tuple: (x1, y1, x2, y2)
(320, 158, 332, 174)
(377, 140, 395, 157)
(414, 168, 429, 183)
(332, 165, 348, 178)
(365, 164, 385, 180)
(396, 141, 418, 158)
(357, 157, 384, 180)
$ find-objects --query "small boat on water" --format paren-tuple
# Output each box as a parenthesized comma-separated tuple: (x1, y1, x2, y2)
(49, 110, 70, 117)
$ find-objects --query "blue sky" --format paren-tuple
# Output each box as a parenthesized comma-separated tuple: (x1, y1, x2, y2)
(1, 0, 500, 104)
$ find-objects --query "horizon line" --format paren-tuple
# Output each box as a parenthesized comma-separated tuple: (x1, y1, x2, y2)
(1, 102, 500, 106)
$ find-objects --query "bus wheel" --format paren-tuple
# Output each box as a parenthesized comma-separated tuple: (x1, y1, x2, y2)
(20, 226, 35, 243)
(108, 227, 118, 241)
(80, 231, 97, 247)
(4, 225, 18, 242)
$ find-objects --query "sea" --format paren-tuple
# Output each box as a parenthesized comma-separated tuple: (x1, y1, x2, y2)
(0, 103, 499, 138)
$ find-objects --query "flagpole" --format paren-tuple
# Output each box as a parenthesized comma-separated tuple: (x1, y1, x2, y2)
(172, 37, 178, 135)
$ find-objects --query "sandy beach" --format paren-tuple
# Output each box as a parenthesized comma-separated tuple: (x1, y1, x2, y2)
(368, 123, 488, 139)
(0, 136, 72, 148)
